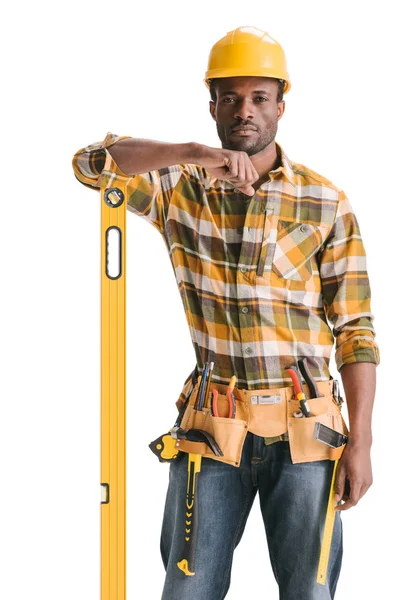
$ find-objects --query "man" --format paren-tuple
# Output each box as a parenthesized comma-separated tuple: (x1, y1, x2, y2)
(72, 26, 379, 600)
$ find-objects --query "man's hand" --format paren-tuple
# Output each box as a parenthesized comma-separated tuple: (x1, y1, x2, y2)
(334, 438, 373, 511)
(195, 144, 260, 196)
(334, 362, 376, 512)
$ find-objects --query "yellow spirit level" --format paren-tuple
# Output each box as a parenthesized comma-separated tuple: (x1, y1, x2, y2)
(100, 185, 126, 600)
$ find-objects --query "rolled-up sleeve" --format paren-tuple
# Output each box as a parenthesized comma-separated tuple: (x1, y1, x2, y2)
(71, 131, 132, 189)
(319, 189, 380, 371)
(72, 131, 194, 234)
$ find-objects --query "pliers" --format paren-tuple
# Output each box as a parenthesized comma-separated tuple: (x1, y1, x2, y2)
(297, 357, 323, 400)
(210, 375, 237, 418)
(285, 358, 322, 418)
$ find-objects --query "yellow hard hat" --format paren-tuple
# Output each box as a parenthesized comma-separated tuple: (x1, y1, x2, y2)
(204, 26, 291, 94)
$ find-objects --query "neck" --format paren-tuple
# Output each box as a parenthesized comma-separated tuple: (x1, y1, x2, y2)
(249, 141, 281, 184)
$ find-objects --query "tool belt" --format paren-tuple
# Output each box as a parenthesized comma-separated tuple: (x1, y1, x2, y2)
(173, 376, 349, 467)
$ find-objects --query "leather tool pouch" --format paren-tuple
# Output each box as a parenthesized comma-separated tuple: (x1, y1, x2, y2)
(174, 383, 248, 467)
(287, 391, 349, 464)
(171, 378, 349, 468)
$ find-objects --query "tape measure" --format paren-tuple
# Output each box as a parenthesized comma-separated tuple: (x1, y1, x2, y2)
(316, 459, 339, 585)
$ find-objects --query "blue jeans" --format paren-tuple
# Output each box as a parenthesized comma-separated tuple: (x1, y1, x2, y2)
(160, 432, 343, 599)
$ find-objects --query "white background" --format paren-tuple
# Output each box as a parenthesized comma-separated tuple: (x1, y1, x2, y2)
(1, 1, 397, 598)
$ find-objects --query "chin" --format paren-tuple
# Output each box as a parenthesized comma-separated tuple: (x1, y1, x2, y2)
(223, 139, 252, 151)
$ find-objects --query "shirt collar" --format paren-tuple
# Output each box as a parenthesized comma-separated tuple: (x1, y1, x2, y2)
(268, 141, 296, 188)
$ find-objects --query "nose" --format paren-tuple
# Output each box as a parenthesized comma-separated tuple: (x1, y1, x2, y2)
(233, 97, 255, 121)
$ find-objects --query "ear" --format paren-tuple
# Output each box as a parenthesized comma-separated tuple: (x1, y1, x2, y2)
(277, 100, 285, 121)
(209, 100, 216, 122)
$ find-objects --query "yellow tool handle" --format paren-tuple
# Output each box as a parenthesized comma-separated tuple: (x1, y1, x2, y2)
(316, 459, 339, 585)
(177, 453, 202, 576)
(227, 375, 237, 390)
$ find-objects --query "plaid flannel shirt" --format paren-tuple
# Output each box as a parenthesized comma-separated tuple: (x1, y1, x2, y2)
(72, 132, 380, 445)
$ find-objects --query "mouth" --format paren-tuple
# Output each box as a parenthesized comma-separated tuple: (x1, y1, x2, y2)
(231, 129, 256, 136)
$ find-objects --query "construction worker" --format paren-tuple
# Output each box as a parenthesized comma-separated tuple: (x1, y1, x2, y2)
(72, 26, 379, 600)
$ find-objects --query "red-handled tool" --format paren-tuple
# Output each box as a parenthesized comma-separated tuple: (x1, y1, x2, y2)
(210, 375, 237, 418)
(211, 389, 220, 416)
(298, 357, 323, 398)
(285, 364, 311, 417)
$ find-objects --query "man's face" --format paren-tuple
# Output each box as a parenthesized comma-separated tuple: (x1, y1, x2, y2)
(209, 76, 285, 156)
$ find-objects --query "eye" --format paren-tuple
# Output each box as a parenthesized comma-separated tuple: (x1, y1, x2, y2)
(222, 97, 268, 103)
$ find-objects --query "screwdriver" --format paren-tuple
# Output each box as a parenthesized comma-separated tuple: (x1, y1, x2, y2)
(196, 362, 210, 411)
(203, 361, 214, 410)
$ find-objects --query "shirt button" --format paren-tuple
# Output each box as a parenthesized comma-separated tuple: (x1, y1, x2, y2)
(245, 347, 253, 355)
(241, 306, 249, 313)
(300, 224, 307, 233)
(239, 267, 247, 273)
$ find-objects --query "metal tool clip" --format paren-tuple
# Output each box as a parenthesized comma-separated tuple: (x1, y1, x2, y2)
(250, 394, 282, 405)
(170, 425, 180, 440)
(332, 380, 344, 406)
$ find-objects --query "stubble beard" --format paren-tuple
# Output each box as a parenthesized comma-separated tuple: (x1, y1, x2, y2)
(217, 120, 278, 157)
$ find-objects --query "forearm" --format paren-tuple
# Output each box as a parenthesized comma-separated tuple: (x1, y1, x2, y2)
(107, 138, 199, 175)
(339, 362, 376, 446)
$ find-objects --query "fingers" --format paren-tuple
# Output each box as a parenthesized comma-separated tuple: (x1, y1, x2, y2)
(249, 159, 259, 182)
(225, 155, 238, 179)
(334, 464, 346, 504)
(247, 161, 259, 189)
(235, 159, 253, 195)
(334, 480, 371, 512)
(227, 153, 245, 183)
(237, 185, 255, 196)
(335, 480, 361, 511)
(334, 466, 353, 511)
(225, 152, 258, 195)
(237, 153, 246, 186)
(332, 444, 373, 512)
